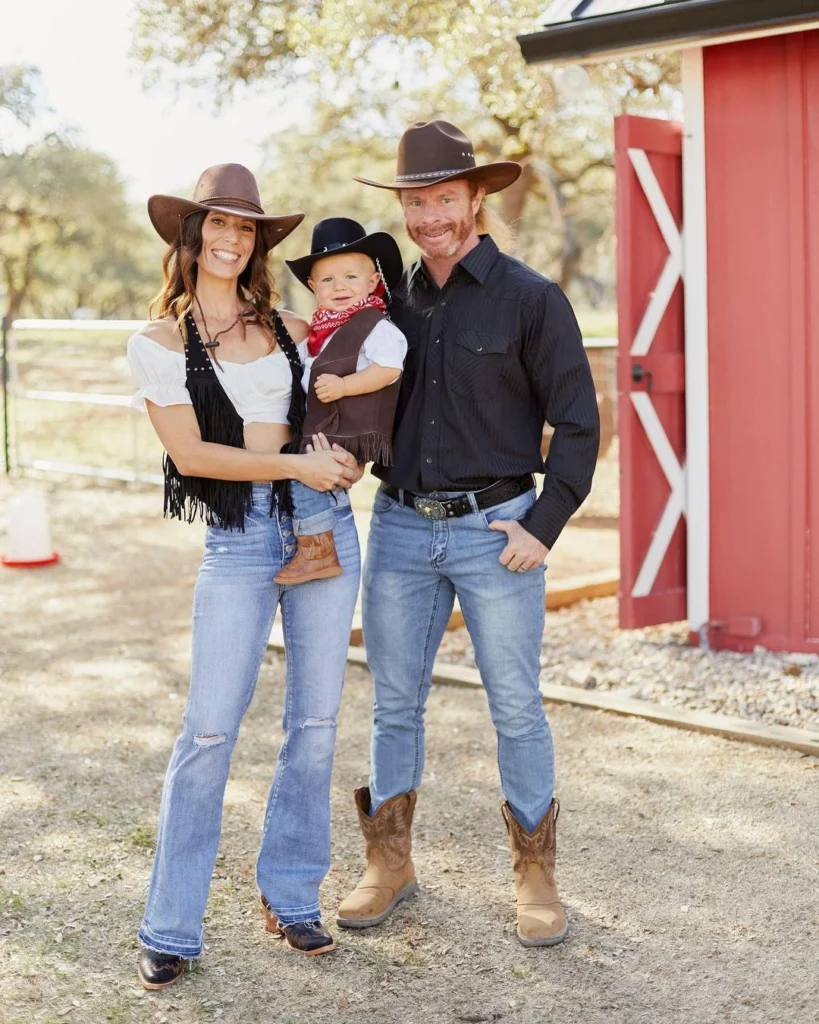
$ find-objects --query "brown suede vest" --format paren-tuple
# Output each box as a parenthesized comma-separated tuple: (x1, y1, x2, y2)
(301, 307, 400, 464)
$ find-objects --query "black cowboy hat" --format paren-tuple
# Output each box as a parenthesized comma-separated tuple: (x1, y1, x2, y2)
(285, 217, 403, 291)
(148, 163, 304, 251)
(354, 120, 521, 195)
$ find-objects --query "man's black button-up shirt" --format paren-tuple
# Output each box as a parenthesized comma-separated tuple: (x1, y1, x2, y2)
(375, 235, 600, 549)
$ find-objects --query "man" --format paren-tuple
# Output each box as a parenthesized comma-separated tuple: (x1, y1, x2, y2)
(337, 120, 599, 947)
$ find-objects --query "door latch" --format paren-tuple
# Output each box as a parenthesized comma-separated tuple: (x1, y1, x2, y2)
(631, 363, 653, 391)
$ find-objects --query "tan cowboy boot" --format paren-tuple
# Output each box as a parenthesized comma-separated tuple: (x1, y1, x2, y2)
(274, 530, 342, 585)
(502, 799, 568, 947)
(336, 787, 419, 928)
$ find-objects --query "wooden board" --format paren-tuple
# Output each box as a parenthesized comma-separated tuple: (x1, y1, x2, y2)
(267, 631, 819, 757)
(346, 572, 619, 645)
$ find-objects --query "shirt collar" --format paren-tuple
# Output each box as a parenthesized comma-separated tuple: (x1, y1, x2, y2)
(406, 234, 500, 293)
(406, 256, 429, 292)
(458, 234, 499, 285)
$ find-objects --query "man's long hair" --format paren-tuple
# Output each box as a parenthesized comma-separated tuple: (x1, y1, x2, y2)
(148, 211, 280, 344)
(472, 183, 514, 253)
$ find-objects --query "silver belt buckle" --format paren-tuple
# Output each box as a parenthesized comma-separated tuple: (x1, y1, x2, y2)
(414, 496, 447, 520)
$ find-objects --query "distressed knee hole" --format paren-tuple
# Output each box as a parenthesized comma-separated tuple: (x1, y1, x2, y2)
(301, 717, 336, 730)
(194, 733, 227, 747)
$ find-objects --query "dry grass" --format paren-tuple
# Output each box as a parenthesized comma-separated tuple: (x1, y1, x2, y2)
(1, 478, 817, 1024)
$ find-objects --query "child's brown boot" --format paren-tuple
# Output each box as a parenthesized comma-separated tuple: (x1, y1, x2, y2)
(274, 530, 342, 585)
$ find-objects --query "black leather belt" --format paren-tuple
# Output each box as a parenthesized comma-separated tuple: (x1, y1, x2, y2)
(380, 474, 534, 521)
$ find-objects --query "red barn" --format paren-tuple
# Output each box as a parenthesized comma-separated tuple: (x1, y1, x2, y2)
(519, 0, 819, 653)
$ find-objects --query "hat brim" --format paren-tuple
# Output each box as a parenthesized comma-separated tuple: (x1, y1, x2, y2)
(353, 161, 522, 196)
(147, 195, 304, 251)
(285, 231, 404, 291)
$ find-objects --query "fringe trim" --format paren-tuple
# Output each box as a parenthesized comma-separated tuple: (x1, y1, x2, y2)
(161, 310, 306, 528)
(164, 379, 252, 531)
(304, 431, 393, 466)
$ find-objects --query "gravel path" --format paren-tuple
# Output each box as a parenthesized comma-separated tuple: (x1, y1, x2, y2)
(2, 479, 818, 1024)
(438, 596, 819, 731)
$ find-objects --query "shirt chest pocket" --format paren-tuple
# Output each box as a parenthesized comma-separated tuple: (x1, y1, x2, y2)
(448, 331, 512, 400)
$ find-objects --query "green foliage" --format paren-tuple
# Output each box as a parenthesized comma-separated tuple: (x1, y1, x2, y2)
(128, 825, 156, 850)
(0, 64, 41, 131)
(0, 65, 162, 323)
(1, 888, 28, 915)
(133, 0, 680, 299)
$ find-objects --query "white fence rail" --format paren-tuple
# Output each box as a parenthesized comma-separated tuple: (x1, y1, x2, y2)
(3, 319, 162, 484)
(2, 318, 617, 486)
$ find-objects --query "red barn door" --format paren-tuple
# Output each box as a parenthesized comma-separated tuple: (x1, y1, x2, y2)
(704, 30, 819, 652)
(615, 115, 686, 629)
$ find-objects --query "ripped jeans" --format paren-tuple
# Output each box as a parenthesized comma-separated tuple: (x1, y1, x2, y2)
(138, 484, 360, 959)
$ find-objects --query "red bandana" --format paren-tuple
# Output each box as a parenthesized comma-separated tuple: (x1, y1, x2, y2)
(307, 291, 386, 358)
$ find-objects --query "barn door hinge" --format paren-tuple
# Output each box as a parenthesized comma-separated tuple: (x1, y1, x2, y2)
(708, 616, 762, 639)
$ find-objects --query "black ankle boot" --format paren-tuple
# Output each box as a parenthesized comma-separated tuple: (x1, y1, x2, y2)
(279, 919, 336, 956)
(261, 893, 335, 955)
(137, 948, 187, 990)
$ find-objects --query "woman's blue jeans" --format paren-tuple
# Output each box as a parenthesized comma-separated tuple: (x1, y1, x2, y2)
(138, 484, 360, 958)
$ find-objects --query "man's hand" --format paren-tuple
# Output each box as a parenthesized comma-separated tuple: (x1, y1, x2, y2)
(297, 448, 358, 490)
(304, 432, 365, 487)
(315, 374, 346, 403)
(489, 519, 549, 573)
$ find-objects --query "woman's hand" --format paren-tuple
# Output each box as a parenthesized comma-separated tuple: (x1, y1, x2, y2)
(296, 443, 358, 491)
(304, 433, 365, 487)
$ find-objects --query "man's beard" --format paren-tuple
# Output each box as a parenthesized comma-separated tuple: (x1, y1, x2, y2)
(408, 212, 475, 259)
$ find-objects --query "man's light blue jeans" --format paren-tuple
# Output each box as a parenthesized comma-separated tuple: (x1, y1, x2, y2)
(362, 485, 554, 833)
(138, 484, 360, 959)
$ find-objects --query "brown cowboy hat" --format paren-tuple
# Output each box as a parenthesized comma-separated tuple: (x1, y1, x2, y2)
(147, 163, 304, 250)
(354, 120, 521, 195)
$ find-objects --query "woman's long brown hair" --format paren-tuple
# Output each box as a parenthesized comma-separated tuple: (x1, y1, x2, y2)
(148, 211, 281, 348)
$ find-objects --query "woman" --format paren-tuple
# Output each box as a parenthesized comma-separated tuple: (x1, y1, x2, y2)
(127, 163, 361, 990)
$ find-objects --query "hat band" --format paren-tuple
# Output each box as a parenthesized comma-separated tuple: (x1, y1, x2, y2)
(200, 196, 265, 214)
(394, 168, 472, 182)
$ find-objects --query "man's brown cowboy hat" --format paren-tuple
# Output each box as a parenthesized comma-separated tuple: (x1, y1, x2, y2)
(354, 120, 521, 195)
(148, 163, 304, 251)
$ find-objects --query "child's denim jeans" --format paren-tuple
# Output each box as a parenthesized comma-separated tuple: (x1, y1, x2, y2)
(289, 479, 335, 536)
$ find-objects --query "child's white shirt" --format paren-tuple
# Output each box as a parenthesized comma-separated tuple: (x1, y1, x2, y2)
(297, 317, 408, 395)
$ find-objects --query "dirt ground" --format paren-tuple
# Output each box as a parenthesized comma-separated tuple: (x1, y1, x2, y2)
(2, 479, 818, 1024)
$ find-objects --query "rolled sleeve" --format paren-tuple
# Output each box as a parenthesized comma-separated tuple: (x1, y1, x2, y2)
(360, 319, 408, 370)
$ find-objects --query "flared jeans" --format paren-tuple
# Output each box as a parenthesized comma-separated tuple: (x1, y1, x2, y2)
(138, 484, 360, 958)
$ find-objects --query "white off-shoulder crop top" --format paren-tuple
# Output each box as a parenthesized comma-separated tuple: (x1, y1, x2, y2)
(127, 333, 293, 426)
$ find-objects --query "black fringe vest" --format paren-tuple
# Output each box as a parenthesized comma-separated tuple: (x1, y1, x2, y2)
(163, 310, 305, 530)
